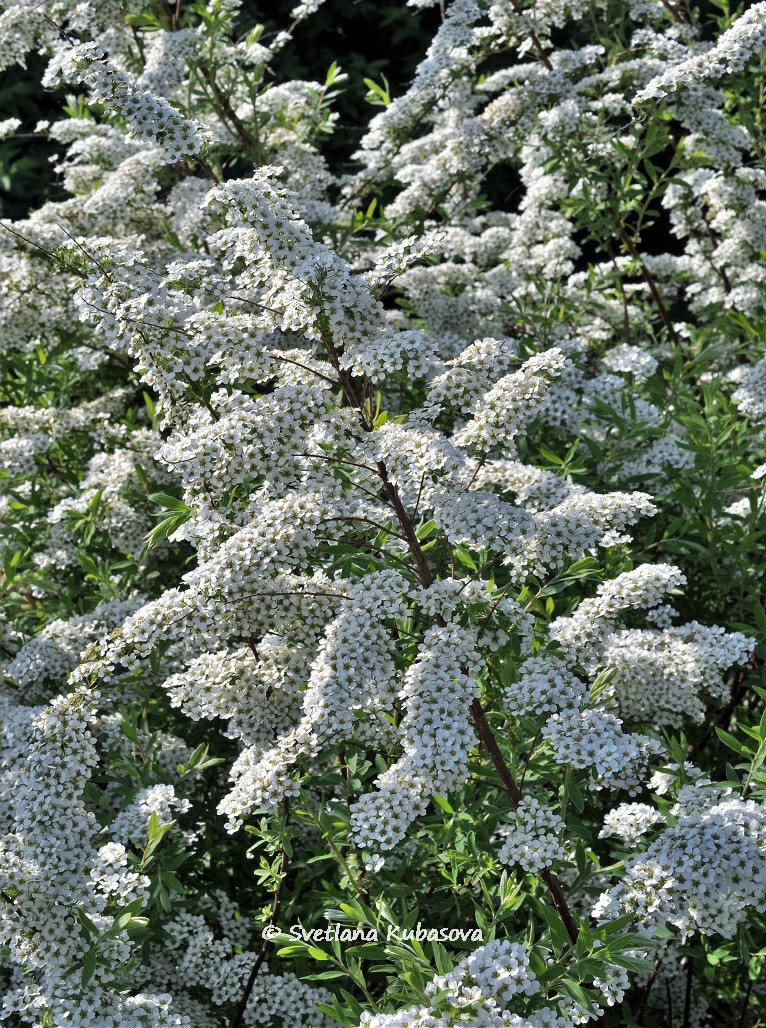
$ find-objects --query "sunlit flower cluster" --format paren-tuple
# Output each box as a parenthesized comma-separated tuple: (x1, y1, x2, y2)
(0, 0, 763, 1023)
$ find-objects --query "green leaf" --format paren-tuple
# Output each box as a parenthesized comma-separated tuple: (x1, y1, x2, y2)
(716, 728, 748, 757)
(148, 492, 191, 512)
(432, 795, 454, 814)
(558, 979, 597, 1014)
(81, 949, 97, 988)
(307, 946, 332, 961)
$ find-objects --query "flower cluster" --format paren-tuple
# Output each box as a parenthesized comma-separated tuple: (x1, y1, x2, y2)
(0, 0, 764, 1023)
(44, 43, 204, 162)
(497, 797, 566, 874)
(595, 788, 766, 940)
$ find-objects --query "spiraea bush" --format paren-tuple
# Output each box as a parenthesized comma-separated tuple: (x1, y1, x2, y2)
(0, 0, 766, 1024)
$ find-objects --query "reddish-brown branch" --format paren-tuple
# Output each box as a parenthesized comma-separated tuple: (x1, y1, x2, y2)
(636, 956, 663, 1024)
(315, 277, 581, 949)
(230, 844, 289, 1027)
(470, 700, 579, 944)
(508, 0, 553, 70)
(617, 226, 679, 345)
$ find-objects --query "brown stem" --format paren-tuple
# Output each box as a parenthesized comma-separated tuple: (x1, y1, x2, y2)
(470, 699, 579, 944)
(199, 64, 258, 154)
(700, 216, 733, 294)
(539, 869, 579, 945)
(508, 0, 553, 70)
(230, 843, 289, 1027)
(658, 0, 684, 22)
(696, 210, 749, 356)
(519, 729, 541, 793)
(617, 226, 678, 345)
(471, 699, 522, 804)
(321, 514, 408, 544)
(0, 220, 87, 277)
(683, 956, 693, 1028)
(636, 957, 663, 1024)
(378, 467, 435, 587)
(315, 291, 580, 948)
(737, 975, 754, 1028)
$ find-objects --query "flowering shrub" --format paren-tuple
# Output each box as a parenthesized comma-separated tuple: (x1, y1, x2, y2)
(1, 0, 766, 1024)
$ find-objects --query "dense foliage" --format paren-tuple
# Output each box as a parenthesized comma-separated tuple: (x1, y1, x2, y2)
(1, 0, 766, 1025)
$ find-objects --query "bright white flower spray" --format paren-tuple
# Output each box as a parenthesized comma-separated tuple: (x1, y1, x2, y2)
(0, 0, 763, 1024)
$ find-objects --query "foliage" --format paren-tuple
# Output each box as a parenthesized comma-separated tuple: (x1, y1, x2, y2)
(0, 0, 765, 1026)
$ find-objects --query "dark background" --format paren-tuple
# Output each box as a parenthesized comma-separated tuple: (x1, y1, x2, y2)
(0, 0, 439, 218)
(0, 0, 746, 272)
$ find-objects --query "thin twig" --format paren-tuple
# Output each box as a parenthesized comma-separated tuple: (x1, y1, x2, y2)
(229, 842, 289, 1027)
(507, 0, 553, 70)
(636, 956, 662, 1024)
(199, 63, 258, 153)
(313, 278, 581, 948)
(617, 225, 679, 345)
(683, 956, 693, 1028)
(470, 699, 579, 944)
(737, 975, 755, 1028)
